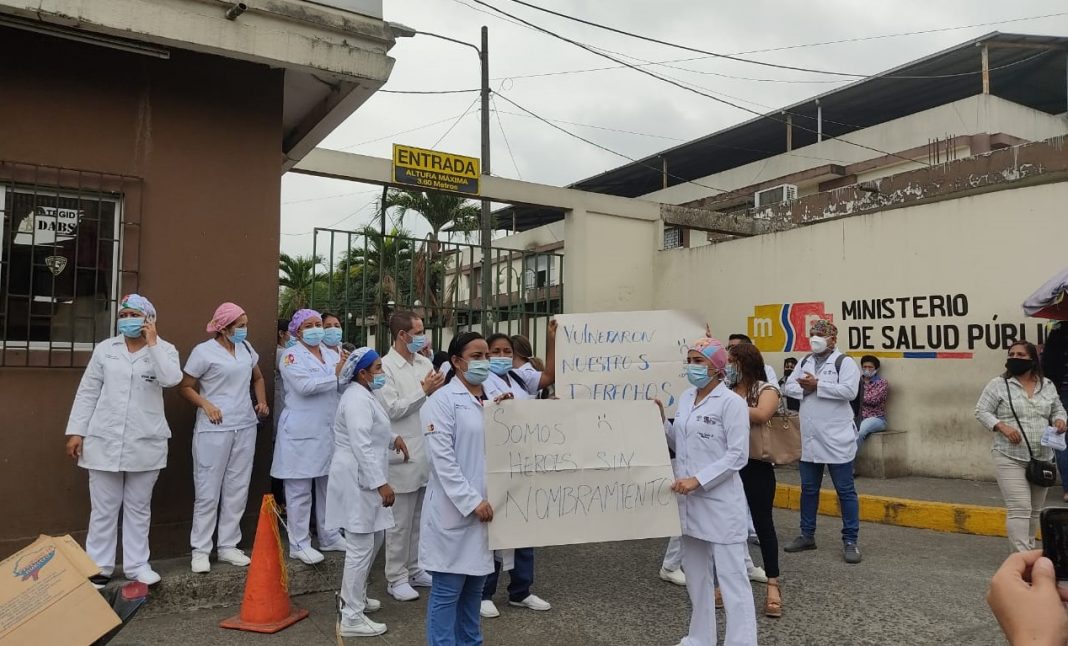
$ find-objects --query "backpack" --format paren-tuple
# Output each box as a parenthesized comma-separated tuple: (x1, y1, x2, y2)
(800, 352, 863, 421)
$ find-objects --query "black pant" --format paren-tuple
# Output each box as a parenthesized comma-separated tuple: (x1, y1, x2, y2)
(740, 459, 780, 578)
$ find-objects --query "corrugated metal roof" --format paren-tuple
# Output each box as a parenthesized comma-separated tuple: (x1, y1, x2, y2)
(496, 32, 1068, 231)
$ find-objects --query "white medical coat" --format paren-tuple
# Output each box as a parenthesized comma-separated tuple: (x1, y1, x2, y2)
(666, 383, 750, 545)
(783, 350, 860, 464)
(271, 342, 341, 479)
(65, 336, 183, 472)
(513, 361, 542, 396)
(326, 383, 396, 534)
(418, 377, 505, 576)
(273, 346, 286, 435)
(374, 348, 432, 493)
(487, 371, 533, 401)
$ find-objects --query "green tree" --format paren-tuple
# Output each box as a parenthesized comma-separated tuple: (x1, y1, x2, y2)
(278, 253, 326, 317)
(384, 189, 480, 242)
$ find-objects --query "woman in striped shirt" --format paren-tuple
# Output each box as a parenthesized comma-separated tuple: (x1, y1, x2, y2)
(975, 341, 1067, 552)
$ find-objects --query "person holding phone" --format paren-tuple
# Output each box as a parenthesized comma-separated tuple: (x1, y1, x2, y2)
(64, 294, 182, 587)
(975, 341, 1067, 552)
(179, 302, 268, 574)
(987, 549, 1068, 644)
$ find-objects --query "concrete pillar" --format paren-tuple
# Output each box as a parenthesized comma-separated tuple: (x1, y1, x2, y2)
(563, 207, 657, 313)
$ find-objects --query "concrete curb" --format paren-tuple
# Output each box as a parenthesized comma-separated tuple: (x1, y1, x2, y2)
(773, 483, 1008, 538)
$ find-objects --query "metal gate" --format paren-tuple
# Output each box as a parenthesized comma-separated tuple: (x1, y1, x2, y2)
(309, 227, 563, 356)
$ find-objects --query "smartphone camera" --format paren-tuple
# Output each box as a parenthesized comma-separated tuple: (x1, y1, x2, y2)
(1041, 507, 1068, 580)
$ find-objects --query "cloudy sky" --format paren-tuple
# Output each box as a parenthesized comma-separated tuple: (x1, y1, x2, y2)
(280, 0, 1068, 257)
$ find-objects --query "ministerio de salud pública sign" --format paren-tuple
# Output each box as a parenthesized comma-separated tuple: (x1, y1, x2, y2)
(392, 144, 480, 195)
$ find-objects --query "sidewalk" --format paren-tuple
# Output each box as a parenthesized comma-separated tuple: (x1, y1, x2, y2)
(773, 466, 1066, 538)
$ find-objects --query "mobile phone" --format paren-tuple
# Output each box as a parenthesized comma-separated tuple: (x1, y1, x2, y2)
(1041, 507, 1068, 580)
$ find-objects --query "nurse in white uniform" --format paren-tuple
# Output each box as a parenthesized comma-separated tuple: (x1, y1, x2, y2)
(507, 327, 556, 398)
(659, 337, 757, 646)
(420, 332, 509, 646)
(179, 302, 268, 573)
(272, 309, 347, 564)
(64, 294, 182, 587)
(327, 347, 410, 638)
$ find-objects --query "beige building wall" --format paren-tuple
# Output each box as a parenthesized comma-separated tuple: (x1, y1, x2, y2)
(653, 181, 1068, 480)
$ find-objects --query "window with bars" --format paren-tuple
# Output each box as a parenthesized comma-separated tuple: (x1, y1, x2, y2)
(664, 225, 683, 249)
(0, 162, 141, 367)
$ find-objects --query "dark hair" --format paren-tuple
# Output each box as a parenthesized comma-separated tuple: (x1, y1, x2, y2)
(729, 343, 768, 390)
(511, 334, 545, 371)
(321, 311, 341, 326)
(729, 333, 753, 344)
(860, 355, 881, 369)
(1003, 341, 1044, 381)
(486, 333, 513, 350)
(444, 332, 485, 384)
(432, 350, 450, 372)
(783, 357, 797, 368)
(389, 311, 420, 339)
(277, 318, 289, 345)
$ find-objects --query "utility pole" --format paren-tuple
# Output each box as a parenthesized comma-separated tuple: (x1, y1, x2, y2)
(479, 25, 492, 336)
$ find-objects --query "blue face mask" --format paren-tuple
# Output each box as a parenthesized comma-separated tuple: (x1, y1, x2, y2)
(464, 359, 491, 385)
(686, 364, 712, 388)
(370, 373, 387, 390)
(117, 317, 144, 338)
(723, 364, 741, 387)
(230, 327, 248, 345)
(489, 357, 513, 376)
(406, 333, 427, 354)
(322, 328, 343, 347)
(301, 327, 325, 346)
(285, 337, 297, 348)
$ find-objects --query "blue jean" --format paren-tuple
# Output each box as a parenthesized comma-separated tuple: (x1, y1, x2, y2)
(482, 547, 533, 602)
(1057, 450, 1068, 494)
(426, 571, 486, 646)
(798, 460, 860, 544)
(856, 416, 888, 449)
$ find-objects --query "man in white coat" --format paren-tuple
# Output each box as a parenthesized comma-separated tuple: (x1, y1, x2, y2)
(782, 319, 863, 564)
(376, 311, 444, 601)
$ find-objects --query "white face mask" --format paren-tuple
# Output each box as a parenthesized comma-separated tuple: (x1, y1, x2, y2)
(809, 336, 829, 354)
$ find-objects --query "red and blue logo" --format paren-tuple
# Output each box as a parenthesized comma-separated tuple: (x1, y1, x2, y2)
(747, 302, 834, 353)
(12, 545, 56, 582)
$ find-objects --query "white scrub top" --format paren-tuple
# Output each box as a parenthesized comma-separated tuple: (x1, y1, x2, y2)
(487, 371, 534, 401)
(666, 383, 750, 545)
(65, 335, 183, 472)
(375, 348, 433, 493)
(783, 350, 860, 464)
(419, 376, 505, 576)
(326, 383, 395, 534)
(513, 361, 542, 396)
(184, 338, 259, 433)
(271, 342, 341, 479)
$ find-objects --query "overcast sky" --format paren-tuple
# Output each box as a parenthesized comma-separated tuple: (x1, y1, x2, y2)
(279, 0, 1068, 258)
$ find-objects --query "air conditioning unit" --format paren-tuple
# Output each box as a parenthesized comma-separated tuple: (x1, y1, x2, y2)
(754, 183, 798, 208)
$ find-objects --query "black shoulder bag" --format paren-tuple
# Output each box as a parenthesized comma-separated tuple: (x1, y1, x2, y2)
(1004, 378, 1057, 487)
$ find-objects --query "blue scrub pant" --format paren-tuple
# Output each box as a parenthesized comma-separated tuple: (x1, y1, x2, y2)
(482, 547, 533, 602)
(426, 571, 486, 646)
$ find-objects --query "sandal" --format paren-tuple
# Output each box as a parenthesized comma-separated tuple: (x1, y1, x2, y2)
(764, 581, 783, 619)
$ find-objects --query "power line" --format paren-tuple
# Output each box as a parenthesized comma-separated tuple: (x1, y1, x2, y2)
(491, 94, 523, 179)
(379, 88, 480, 94)
(431, 96, 481, 148)
(282, 189, 380, 205)
(494, 108, 686, 141)
(281, 198, 380, 236)
(336, 113, 473, 151)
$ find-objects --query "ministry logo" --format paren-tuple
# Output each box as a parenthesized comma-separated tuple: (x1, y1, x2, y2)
(45, 255, 68, 277)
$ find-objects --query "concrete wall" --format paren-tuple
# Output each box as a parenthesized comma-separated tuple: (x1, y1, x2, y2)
(0, 27, 283, 556)
(653, 180, 1068, 480)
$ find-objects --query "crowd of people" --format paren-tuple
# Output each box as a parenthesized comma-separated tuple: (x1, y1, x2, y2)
(62, 293, 1068, 645)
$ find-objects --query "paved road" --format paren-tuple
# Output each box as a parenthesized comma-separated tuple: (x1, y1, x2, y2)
(113, 510, 1011, 645)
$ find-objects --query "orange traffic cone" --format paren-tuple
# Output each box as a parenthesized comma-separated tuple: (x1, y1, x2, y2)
(220, 495, 309, 633)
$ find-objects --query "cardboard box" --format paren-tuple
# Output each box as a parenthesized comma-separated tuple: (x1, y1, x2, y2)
(0, 535, 121, 646)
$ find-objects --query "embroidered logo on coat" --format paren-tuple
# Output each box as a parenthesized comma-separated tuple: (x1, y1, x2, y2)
(283, 353, 297, 366)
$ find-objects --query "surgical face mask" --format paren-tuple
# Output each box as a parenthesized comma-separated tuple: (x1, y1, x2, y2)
(322, 327, 343, 347)
(809, 336, 829, 354)
(489, 357, 513, 376)
(230, 327, 248, 345)
(406, 332, 427, 354)
(370, 373, 387, 390)
(463, 359, 491, 385)
(784, 368, 794, 376)
(301, 327, 325, 346)
(1006, 357, 1033, 376)
(723, 364, 741, 387)
(285, 337, 297, 349)
(117, 317, 144, 338)
(862, 368, 876, 378)
(686, 364, 712, 388)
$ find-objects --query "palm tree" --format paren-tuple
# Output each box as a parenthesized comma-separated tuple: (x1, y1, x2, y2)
(278, 253, 325, 317)
(334, 226, 416, 305)
(384, 189, 480, 243)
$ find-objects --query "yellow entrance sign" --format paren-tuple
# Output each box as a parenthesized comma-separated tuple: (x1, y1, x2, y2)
(392, 144, 480, 194)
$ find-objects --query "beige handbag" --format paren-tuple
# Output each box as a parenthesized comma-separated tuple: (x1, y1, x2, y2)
(748, 384, 802, 465)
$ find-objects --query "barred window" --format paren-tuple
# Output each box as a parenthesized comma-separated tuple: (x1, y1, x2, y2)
(664, 225, 683, 249)
(0, 162, 141, 367)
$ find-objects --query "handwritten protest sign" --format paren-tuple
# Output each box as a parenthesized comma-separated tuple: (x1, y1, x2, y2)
(484, 399, 681, 550)
(555, 310, 704, 417)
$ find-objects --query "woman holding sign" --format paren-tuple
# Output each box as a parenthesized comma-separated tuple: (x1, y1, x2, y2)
(658, 337, 757, 646)
(509, 325, 557, 397)
(420, 332, 509, 645)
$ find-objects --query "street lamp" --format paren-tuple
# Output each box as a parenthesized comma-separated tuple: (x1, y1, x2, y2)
(389, 22, 494, 336)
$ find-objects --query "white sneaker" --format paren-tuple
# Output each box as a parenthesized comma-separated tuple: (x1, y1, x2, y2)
(129, 568, 161, 585)
(217, 548, 250, 567)
(339, 614, 387, 637)
(659, 567, 686, 586)
(509, 594, 551, 611)
(289, 546, 324, 565)
(480, 600, 500, 618)
(191, 552, 210, 574)
(410, 571, 433, 587)
(318, 540, 347, 552)
(748, 565, 768, 583)
(364, 598, 381, 613)
(388, 582, 419, 601)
